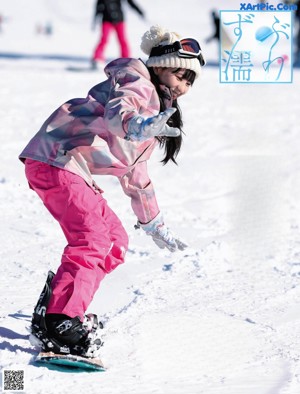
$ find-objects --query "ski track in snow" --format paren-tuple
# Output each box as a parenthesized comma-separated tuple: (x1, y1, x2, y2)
(1, 0, 300, 393)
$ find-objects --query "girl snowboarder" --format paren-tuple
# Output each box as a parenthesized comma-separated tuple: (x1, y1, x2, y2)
(19, 25, 205, 358)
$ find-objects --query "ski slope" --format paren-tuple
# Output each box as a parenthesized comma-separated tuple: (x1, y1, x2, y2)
(1, 0, 300, 393)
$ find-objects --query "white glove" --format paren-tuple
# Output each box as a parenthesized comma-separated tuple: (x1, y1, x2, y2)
(125, 108, 180, 141)
(137, 213, 188, 252)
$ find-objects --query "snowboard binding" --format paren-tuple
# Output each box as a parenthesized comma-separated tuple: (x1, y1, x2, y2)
(29, 271, 104, 358)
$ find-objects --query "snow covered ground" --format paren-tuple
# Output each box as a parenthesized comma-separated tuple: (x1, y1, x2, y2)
(1, 0, 300, 393)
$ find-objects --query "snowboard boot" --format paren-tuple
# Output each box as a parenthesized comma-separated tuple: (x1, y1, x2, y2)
(28, 271, 104, 358)
(43, 313, 104, 358)
(29, 270, 55, 347)
(82, 313, 104, 358)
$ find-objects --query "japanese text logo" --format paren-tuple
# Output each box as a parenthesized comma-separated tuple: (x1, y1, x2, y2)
(220, 10, 293, 83)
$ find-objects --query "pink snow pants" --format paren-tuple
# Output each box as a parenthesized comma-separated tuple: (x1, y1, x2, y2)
(25, 159, 129, 320)
(93, 21, 130, 61)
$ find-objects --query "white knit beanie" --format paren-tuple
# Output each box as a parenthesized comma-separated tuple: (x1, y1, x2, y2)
(140, 25, 202, 78)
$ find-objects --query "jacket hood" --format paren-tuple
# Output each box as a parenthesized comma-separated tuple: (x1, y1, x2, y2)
(104, 58, 151, 80)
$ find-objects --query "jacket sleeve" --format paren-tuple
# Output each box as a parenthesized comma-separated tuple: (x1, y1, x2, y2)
(103, 68, 159, 139)
(119, 160, 160, 223)
(127, 0, 144, 17)
(94, 0, 105, 21)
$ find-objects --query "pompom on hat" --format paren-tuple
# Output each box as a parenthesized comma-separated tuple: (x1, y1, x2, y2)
(140, 25, 204, 78)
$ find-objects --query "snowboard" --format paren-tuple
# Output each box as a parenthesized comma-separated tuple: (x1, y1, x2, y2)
(36, 351, 105, 372)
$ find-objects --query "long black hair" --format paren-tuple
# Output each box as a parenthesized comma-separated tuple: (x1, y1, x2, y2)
(148, 67, 196, 165)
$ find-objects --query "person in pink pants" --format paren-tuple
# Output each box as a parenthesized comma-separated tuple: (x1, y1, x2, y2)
(19, 25, 205, 358)
(92, 0, 145, 67)
(93, 21, 130, 61)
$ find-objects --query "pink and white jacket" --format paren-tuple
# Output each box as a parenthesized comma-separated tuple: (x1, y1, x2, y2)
(19, 58, 173, 224)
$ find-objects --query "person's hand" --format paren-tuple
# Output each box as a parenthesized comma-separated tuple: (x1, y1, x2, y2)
(126, 108, 180, 141)
(137, 213, 188, 252)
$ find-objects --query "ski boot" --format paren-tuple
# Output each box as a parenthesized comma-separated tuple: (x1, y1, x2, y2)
(28, 271, 104, 358)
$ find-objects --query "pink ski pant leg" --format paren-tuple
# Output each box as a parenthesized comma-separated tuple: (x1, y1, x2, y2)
(114, 22, 130, 58)
(25, 160, 129, 320)
(93, 21, 113, 61)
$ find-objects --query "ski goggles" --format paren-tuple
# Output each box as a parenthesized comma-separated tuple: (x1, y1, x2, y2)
(149, 38, 206, 66)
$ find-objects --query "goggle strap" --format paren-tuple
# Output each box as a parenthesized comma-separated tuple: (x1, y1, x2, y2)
(149, 39, 206, 67)
(150, 42, 181, 57)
